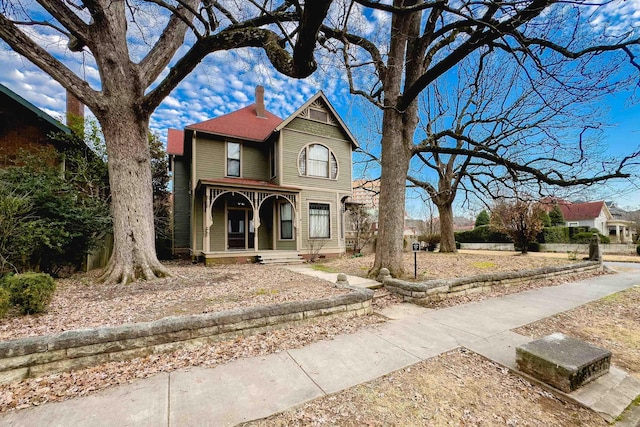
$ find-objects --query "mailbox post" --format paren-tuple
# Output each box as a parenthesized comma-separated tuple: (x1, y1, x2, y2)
(411, 241, 420, 279)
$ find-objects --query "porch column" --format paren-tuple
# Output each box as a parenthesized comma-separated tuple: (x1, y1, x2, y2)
(253, 208, 260, 251)
(204, 189, 213, 252)
(616, 224, 621, 243)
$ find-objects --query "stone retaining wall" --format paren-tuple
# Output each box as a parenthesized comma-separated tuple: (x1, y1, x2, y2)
(385, 262, 600, 303)
(0, 289, 373, 384)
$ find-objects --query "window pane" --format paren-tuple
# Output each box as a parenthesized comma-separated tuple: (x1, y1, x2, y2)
(330, 153, 338, 179)
(309, 144, 328, 161)
(228, 142, 240, 159)
(298, 148, 306, 175)
(227, 159, 240, 177)
(281, 221, 293, 239)
(280, 203, 292, 220)
(309, 203, 330, 238)
(308, 145, 329, 177)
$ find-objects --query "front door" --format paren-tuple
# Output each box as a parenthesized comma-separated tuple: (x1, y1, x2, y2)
(227, 209, 254, 250)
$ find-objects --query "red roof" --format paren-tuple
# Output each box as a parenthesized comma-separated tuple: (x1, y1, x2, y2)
(558, 201, 605, 221)
(187, 104, 282, 142)
(167, 129, 184, 155)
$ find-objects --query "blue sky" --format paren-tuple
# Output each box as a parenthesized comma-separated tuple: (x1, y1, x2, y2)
(1, 1, 639, 214)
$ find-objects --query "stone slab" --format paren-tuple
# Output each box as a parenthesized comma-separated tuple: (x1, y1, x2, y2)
(516, 333, 611, 393)
(169, 352, 322, 426)
(287, 329, 420, 394)
(0, 373, 169, 427)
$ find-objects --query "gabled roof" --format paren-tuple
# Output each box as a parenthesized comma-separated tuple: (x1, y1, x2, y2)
(558, 201, 609, 221)
(275, 91, 359, 148)
(167, 129, 184, 156)
(0, 83, 71, 135)
(186, 104, 282, 142)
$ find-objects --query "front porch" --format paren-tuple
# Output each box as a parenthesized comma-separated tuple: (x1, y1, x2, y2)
(195, 179, 302, 259)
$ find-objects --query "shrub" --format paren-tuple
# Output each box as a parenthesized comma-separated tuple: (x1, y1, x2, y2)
(571, 232, 610, 244)
(455, 241, 461, 250)
(0, 287, 11, 318)
(455, 225, 511, 243)
(542, 226, 570, 244)
(6, 273, 56, 314)
(636, 244, 640, 256)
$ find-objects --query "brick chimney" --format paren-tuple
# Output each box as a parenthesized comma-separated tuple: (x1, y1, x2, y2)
(255, 85, 266, 118)
(66, 89, 84, 133)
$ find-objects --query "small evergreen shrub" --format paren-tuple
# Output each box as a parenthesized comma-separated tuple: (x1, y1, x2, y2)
(6, 273, 56, 314)
(636, 244, 640, 256)
(0, 287, 11, 318)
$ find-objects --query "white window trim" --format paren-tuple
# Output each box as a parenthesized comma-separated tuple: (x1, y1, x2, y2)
(297, 143, 339, 180)
(225, 141, 242, 178)
(308, 201, 332, 239)
(278, 201, 294, 241)
(567, 221, 579, 227)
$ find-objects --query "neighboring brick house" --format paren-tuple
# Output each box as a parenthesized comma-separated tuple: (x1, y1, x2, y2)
(168, 86, 358, 263)
(0, 83, 75, 167)
(554, 200, 635, 243)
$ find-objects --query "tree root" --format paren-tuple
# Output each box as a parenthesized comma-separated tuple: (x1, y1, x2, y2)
(99, 257, 172, 285)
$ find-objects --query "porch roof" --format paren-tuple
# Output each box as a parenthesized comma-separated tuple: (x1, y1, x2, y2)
(197, 177, 301, 192)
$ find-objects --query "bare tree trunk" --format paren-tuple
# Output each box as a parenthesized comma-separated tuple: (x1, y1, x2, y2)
(437, 202, 457, 253)
(371, 109, 413, 278)
(98, 108, 170, 285)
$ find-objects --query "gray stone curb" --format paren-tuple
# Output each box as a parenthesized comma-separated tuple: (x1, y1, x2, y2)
(385, 261, 600, 302)
(0, 288, 373, 383)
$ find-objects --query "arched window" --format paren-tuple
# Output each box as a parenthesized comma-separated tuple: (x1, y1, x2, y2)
(298, 144, 338, 179)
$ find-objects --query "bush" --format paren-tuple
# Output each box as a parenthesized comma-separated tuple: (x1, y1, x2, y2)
(571, 232, 610, 244)
(541, 226, 570, 244)
(455, 241, 461, 250)
(0, 287, 11, 318)
(636, 244, 640, 256)
(6, 273, 56, 314)
(455, 225, 512, 243)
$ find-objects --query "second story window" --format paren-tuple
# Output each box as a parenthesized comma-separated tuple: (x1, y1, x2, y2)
(298, 143, 338, 179)
(227, 142, 240, 177)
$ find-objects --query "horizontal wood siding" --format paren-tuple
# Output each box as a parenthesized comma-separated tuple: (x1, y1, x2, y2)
(242, 142, 270, 180)
(172, 157, 191, 250)
(194, 197, 203, 252)
(299, 190, 342, 252)
(195, 135, 225, 181)
(276, 240, 296, 250)
(281, 125, 352, 192)
(210, 202, 225, 252)
(195, 136, 270, 181)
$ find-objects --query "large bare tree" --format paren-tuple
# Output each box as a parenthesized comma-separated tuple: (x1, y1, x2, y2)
(321, 0, 640, 277)
(0, 1, 332, 284)
(407, 49, 634, 253)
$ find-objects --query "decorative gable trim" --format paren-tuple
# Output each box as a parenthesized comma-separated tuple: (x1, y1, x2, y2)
(275, 92, 359, 149)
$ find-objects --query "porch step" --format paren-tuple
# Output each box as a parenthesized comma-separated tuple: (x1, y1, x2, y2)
(258, 252, 305, 265)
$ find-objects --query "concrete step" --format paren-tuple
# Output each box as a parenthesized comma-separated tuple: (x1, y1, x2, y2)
(258, 253, 304, 265)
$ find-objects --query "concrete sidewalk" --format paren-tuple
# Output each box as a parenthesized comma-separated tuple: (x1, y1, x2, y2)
(1, 263, 639, 426)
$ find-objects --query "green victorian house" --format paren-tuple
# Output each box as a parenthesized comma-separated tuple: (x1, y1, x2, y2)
(168, 86, 358, 264)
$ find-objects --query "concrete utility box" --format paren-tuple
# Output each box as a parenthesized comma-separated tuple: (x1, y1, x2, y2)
(516, 333, 611, 393)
